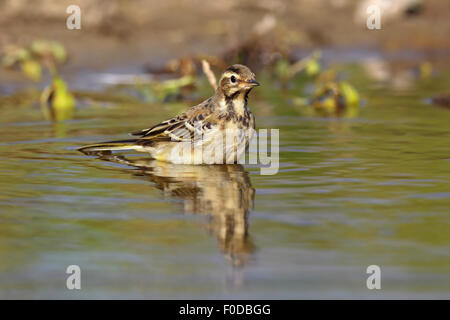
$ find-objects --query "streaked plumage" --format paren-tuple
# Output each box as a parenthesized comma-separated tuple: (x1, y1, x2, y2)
(79, 64, 259, 164)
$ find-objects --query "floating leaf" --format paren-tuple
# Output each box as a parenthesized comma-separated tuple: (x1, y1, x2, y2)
(339, 81, 359, 106)
(313, 96, 336, 113)
(295, 79, 360, 118)
(41, 77, 75, 122)
(420, 61, 432, 79)
(52, 78, 75, 121)
(305, 58, 320, 77)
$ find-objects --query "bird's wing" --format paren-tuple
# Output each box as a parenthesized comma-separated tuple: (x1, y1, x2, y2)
(131, 99, 220, 144)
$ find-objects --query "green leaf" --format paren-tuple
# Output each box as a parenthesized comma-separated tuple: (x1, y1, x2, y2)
(42, 77, 75, 121)
(305, 59, 320, 77)
(30, 40, 67, 63)
(50, 42, 67, 63)
(274, 59, 290, 79)
(339, 81, 359, 106)
(30, 40, 50, 55)
(21, 60, 42, 82)
(2, 48, 31, 67)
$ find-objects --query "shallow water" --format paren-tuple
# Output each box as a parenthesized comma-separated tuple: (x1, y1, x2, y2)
(0, 71, 449, 299)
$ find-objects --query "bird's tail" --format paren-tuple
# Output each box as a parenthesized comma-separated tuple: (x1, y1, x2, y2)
(78, 139, 141, 154)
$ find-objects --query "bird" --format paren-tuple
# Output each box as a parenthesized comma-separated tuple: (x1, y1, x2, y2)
(79, 64, 260, 164)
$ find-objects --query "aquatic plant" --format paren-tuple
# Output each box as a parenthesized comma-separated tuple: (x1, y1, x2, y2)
(293, 78, 361, 118)
(2, 40, 75, 121)
(40, 77, 76, 122)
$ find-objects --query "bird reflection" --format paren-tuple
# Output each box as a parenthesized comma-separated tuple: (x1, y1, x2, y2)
(94, 153, 255, 267)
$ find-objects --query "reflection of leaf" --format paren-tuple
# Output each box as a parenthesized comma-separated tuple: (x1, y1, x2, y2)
(21, 60, 42, 82)
(52, 122, 69, 138)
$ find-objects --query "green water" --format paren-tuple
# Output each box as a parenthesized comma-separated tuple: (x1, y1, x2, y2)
(0, 69, 449, 299)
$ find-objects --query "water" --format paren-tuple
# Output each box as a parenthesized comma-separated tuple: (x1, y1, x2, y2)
(0, 70, 449, 299)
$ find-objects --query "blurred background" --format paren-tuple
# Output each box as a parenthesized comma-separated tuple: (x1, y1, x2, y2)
(0, 0, 449, 299)
(1, 0, 449, 88)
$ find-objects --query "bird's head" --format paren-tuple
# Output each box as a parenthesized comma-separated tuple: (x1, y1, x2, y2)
(218, 64, 259, 97)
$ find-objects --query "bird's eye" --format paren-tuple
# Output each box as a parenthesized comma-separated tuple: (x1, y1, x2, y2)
(230, 75, 236, 83)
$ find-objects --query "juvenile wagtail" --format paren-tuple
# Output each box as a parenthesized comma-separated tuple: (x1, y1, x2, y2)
(79, 64, 259, 164)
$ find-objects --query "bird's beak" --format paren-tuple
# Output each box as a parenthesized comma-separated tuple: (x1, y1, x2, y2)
(245, 79, 260, 87)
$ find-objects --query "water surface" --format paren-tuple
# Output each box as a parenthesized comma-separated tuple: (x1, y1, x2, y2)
(0, 71, 449, 299)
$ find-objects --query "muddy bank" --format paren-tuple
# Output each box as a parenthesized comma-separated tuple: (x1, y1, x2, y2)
(0, 0, 449, 90)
